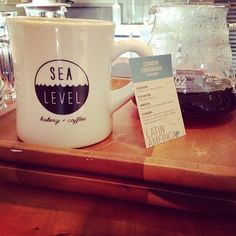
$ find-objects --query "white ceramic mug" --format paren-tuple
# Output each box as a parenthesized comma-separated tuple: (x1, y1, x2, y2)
(7, 17, 152, 148)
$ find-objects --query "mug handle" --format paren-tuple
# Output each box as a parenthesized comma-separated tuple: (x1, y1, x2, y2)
(111, 39, 152, 113)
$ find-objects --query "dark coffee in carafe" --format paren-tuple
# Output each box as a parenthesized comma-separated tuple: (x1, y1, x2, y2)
(174, 70, 236, 119)
(177, 87, 235, 118)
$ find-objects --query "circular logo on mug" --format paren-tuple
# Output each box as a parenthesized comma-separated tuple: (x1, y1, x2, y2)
(35, 59, 89, 115)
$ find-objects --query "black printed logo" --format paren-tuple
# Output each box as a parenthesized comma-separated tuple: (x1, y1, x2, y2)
(35, 59, 89, 115)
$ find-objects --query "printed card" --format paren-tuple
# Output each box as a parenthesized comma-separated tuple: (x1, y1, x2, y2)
(130, 54, 186, 148)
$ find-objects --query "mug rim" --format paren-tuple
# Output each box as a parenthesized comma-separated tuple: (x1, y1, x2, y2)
(6, 16, 115, 27)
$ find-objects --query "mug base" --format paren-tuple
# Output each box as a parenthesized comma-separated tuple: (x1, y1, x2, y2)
(17, 131, 112, 149)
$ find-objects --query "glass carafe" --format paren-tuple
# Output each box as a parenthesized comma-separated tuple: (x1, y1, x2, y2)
(0, 11, 16, 102)
(149, 3, 236, 119)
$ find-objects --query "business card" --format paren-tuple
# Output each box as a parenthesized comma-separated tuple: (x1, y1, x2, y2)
(130, 54, 186, 148)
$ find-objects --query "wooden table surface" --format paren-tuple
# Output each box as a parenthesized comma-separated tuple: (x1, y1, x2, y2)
(0, 78, 236, 192)
(1, 78, 236, 235)
(0, 179, 236, 236)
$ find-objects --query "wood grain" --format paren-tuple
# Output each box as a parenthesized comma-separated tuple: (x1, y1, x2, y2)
(0, 78, 236, 192)
(0, 161, 236, 214)
(0, 178, 236, 236)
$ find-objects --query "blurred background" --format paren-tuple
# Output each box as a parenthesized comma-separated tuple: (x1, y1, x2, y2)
(1, 0, 156, 23)
(0, 1, 232, 23)
(0, 0, 235, 78)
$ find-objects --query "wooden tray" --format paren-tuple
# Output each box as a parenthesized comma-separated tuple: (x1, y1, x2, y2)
(0, 160, 236, 214)
(0, 79, 236, 193)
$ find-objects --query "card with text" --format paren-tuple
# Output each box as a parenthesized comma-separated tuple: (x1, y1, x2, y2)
(130, 54, 186, 148)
